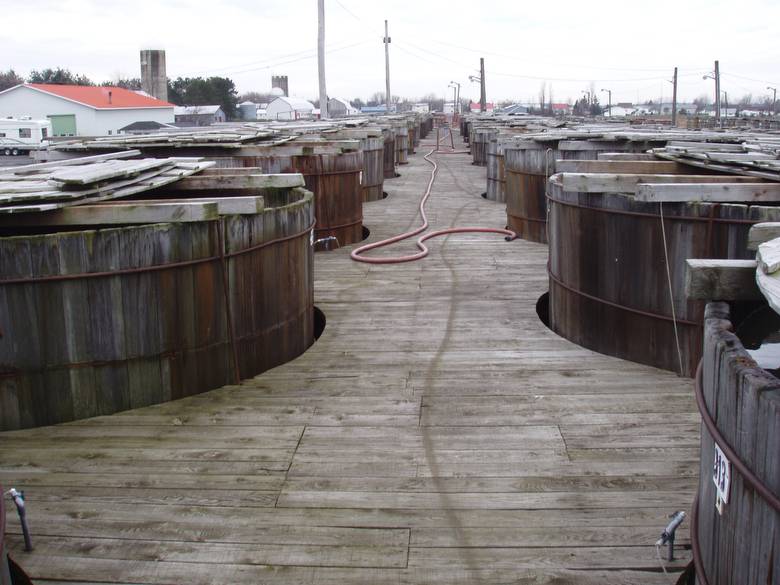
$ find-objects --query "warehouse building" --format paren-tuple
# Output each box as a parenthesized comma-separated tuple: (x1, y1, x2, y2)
(0, 84, 174, 136)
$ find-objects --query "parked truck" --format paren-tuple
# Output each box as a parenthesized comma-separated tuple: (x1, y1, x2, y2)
(0, 118, 52, 155)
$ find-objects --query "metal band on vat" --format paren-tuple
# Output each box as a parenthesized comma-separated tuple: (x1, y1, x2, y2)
(548, 266, 701, 327)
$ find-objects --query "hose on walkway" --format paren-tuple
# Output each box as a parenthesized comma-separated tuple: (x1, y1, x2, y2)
(350, 145, 516, 264)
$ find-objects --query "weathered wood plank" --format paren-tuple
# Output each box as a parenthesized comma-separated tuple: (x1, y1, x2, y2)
(748, 222, 780, 250)
(561, 173, 764, 194)
(685, 259, 761, 300)
(0, 201, 220, 226)
(636, 182, 780, 202)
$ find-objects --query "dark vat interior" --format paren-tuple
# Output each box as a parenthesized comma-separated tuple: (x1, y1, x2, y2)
(362, 226, 371, 241)
(536, 292, 551, 328)
(8, 555, 34, 585)
(382, 191, 389, 199)
(481, 192, 487, 199)
(313, 306, 326, 340)
(734, 301, 780, 376)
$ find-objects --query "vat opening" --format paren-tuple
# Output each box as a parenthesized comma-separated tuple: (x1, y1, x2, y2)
(362, 226, 371, 241)
(733, 300, 780, 376)
(8, 556, 34, 585)
(313, 306, 326, 340)
(481, 192, 487, 199)
(382, 191, 389, 199)
(536, 292, 551, 328)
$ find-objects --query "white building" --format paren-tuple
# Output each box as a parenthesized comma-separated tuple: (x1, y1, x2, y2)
(327, 97, 359, 118)
(174, 105, 227, 126)
(265, 97, 315, 121)
(0, 84, 174, 136)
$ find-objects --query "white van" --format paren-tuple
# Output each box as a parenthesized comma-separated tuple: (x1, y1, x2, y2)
(0, 117, 52, 155)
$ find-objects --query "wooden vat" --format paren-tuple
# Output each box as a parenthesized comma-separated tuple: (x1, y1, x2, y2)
(382, 129, 396, 179)
(485, 133, 534, 203)
(322, 129, 385, 202)
(485, 138, 506, 202)
(420, 115, 433, 138)
(694, 302, 780, 585)
(0, 180, 315, 431)
(547, 168, 780, 377)
(407, 124, 416, 155)
(505, 139, 665, 244)
(470, 128, 497, 166)
(155, 143, 363, 246)
(395, 127, 409, 165)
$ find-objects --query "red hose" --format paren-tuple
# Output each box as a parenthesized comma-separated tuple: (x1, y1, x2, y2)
(351, 146, 516, 264)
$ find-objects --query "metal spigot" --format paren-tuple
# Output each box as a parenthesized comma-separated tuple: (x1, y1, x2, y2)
(313, 236, 339, 251)
(5, 489, 32, 552)
(656, 510, 685, 561)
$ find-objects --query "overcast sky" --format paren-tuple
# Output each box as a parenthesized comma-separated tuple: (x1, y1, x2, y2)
(3, 0, 779, 105)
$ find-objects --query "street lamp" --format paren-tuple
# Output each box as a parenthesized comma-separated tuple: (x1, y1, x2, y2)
(600, 88, 612, 117)
(449, 81, 461, 114)
(448, 83, 458, 116)
(768, 86, 777, 116)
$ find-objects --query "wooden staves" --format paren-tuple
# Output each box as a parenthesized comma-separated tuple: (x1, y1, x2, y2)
(547, 160, 780, 377)
(0, 183, 315, 431)
(697, 303, 780, 585)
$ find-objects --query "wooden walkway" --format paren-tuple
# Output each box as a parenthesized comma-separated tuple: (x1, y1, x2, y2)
(1, 135, 699, 584)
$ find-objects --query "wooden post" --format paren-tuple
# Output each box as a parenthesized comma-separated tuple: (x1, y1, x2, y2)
(479, 57, 486, 113)
(671, 67, 678, 126)
(384, 20, 391, 114)
(318, 0, 328, 119)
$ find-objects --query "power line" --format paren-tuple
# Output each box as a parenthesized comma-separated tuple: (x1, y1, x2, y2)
(721, 72, 780, 86)
(176, 40, 371, 78)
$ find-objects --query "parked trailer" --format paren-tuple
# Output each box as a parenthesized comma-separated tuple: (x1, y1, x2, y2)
(0, 118, 51, 156)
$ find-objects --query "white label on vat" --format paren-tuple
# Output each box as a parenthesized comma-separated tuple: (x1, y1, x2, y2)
(713, 443, 731, 509)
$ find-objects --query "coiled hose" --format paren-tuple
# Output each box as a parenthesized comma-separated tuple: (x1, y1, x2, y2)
(350, 145, 516, 264)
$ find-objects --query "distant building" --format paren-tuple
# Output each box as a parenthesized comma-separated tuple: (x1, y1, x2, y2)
(412, 103, 430, 113)
(265, 97, 315, 120)
(119, 120, 178, 134)
(498, 104, 529, 115)
(328, 97, 359, 118)
(174, 105, 227, 126)
(0, 83, 174, 136)
(551, 103, 573, 116)
(469, 102, 495, 113)
(635, 102, 697, 115)
(361, 105, 389, 114)
(603, 105, 636, 117)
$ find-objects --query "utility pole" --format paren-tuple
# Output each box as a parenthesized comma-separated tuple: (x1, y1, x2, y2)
(479, 58, 486, 113)
(317, 0, 328, 119)
(600, 88, 612, 116)
(767, 86, 777, 117)
(714, 60, 721, 127)
(671, 67, 678, 126)
(384, 20, 391, 114)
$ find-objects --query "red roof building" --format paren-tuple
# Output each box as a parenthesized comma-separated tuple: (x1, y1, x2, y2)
(26, 84, 173, 109)
(0, 84, 175, 136)
(469, 102, 495, 113)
